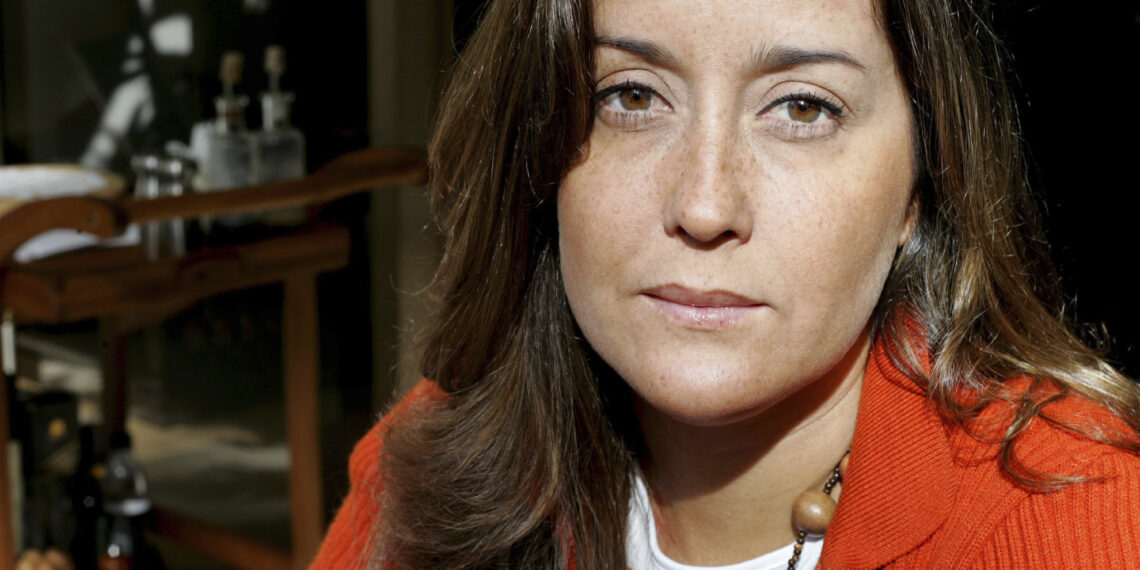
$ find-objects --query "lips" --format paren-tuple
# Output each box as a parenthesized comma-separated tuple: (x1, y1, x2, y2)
(642, 285, 765, 329)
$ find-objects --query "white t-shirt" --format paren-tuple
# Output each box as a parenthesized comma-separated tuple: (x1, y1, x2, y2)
(626, 475, 824, 570)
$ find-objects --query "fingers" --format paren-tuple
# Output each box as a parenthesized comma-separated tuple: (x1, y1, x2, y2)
(15, 549, 74, 570)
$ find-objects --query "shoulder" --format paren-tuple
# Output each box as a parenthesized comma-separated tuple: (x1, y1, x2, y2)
(309, 379, 446, 569)
(963, 379, 1136, 480)
(833, 345, 1140, 568)
(348, 380, 447, 487)
(999, 390, 1140, 564)
(978, 445, 1140, 568)
(943, 390, 1140, 568)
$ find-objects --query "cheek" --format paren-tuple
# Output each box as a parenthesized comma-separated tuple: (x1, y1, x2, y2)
(558, 173, 601, 278)
(557, 156, 652, 287)
(557, 166, 618, 317)
(557, 156, 665, 368)
(761, 141, 914, 307)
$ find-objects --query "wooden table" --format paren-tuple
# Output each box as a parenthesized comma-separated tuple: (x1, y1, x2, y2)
(0, 147, 425, 568)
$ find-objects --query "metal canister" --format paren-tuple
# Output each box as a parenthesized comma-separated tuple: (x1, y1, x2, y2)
(130, 155, 163, 261)
(130, 154, 196, 260)
(158, 157, 196, 258)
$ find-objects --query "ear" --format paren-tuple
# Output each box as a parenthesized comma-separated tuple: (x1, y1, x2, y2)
(897, 194, 919, 248)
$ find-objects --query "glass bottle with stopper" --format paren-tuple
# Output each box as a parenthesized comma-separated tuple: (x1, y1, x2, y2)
(200, 50, 259, 228)
(256, 44, 306, 225)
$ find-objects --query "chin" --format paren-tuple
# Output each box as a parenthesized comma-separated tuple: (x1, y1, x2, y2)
(623, 364, 795, 427)
(607, 332, 872, 430)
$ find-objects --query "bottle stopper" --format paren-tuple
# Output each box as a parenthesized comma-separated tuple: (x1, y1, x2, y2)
(219, 50, 244, 86)
(265, 45, 286, 76)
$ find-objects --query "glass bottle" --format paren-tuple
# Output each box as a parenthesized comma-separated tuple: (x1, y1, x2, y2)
(257, 45, 306, 225)
(201, 51, 259, 229)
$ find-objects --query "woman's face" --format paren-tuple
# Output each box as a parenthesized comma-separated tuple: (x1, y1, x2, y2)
(558, 0, 915, 426)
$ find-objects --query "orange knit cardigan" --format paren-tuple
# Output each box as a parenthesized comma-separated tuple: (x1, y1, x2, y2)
(311, 343, 1140, 568)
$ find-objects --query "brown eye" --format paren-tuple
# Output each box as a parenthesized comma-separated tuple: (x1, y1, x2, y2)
(618, 88, 652, 111)
(788, 99, 822, 123)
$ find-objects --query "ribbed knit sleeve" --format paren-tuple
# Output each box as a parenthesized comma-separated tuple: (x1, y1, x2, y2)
(823, 346, 1140, 569)
(309, 414, 386, 569)
(979, 452, 1140, 569)
(309, 380, 445, 569)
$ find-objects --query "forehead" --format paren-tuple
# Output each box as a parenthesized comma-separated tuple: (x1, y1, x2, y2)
(593, 0, 894, 74)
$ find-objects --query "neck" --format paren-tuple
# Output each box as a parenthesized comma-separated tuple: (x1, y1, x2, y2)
(637, 331, 870, 566)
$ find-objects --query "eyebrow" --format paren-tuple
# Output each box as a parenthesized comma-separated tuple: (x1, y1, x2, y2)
(596, 37, 681, 70)
(755, 46, 867, 72)
(595, 36, 866, 74)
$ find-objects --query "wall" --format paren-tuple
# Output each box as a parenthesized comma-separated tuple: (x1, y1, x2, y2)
(366, 0, 451, 409)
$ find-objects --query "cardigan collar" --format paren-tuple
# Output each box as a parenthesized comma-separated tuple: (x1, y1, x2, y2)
(820, 340, 958, 568)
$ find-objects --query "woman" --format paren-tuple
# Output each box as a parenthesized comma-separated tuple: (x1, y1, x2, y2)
(314, 0, 1140, 568)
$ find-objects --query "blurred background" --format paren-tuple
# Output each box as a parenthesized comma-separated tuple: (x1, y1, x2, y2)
(996, 3, 1140, 372)
(0, 0, 1136, 568)
(1, 0, 449, 567)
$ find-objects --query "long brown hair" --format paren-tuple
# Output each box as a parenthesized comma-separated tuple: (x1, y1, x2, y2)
(375, 0, 1140, 567)
(876, 0, 1140, 487)
(374, 0, 631, 566)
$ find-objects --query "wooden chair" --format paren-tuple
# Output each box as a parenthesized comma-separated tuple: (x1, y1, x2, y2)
(0, 147, 425, 569)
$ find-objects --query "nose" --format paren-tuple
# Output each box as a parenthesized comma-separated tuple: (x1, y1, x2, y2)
(664, 122, 754, 247)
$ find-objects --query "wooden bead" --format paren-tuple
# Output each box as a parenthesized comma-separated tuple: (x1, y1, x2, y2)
(839, 454, 850, 480)
(792, 490, 837, 535)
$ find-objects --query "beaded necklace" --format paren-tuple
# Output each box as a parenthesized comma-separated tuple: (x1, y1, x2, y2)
(787, 451, 849, 569)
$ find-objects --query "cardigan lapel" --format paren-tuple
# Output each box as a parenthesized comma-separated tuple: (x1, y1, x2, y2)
(819, 342, 957, 568)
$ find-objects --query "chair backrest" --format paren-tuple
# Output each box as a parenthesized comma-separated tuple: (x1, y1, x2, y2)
(0, 146, 426, 267)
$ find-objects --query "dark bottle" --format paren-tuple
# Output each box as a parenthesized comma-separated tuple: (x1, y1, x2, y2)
(68, 426, 103, 570)
(97, 514, 135, 570)
(101, 432, 150, 520)
(97, 432, 165, 570)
